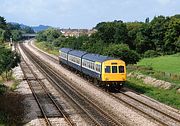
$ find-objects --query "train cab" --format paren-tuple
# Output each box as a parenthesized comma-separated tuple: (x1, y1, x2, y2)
(101, 59, 126, 83)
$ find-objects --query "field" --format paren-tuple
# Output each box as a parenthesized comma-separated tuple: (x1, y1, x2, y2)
(137, 53, 180, 74)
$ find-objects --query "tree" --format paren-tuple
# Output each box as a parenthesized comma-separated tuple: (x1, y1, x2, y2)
(135, 24, 155, 53)
(7, 23, 21, 30)
(104, 44, 140, 64)
(0, 46, 21, 80)
(164, 17, 180, 53)
(36, 31, 47, 41)
(45, 28, 62, 42)
(0, 28, 5, 43)
(0, 16, 10, 42)
(114, 22, 129, 44)
(126, 22, 143, 49)
(11, 30, 22, 41)
(95, 22, 117, 43)
(145, 17, 150, 23)
(150, 16, 167, 52)
(22, 26, 35, 33)
(0, 16, 7, 30)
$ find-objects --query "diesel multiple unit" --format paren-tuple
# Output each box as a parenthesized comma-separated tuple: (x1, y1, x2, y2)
(59, 48, 126, 86)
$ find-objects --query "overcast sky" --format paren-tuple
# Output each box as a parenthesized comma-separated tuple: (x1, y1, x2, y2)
(0, 0, 179, 28)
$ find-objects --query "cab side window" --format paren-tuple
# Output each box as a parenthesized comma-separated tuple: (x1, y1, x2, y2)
(112, 66, 117, 73)
(119, 66, 124, 73)
(105, 66, 111, 73)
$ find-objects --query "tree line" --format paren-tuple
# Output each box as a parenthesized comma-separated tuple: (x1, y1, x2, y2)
(0, 16, 34, 42)
(36, 15, 180, 64)
(0, 16, 21, 80)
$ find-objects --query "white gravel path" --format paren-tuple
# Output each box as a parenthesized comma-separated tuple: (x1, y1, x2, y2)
(13, 63, 42, 126)
(25, 40, 162, 126)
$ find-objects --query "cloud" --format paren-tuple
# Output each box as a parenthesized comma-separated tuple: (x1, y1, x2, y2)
(0, 0, 77, 25)
(157, 0, 172, 5)
(0, 0, 179, 28)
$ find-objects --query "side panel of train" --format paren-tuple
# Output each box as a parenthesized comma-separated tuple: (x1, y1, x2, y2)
(81, 59, 101, 80)
(59, 48, 127, 85)
(68, 54, 82, 71)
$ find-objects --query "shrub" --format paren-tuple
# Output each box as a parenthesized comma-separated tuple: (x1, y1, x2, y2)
(144, 50, 161, 58)
(104, 44, 140, 64)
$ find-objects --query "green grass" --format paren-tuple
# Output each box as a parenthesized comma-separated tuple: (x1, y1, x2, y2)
(137, 53, 180, 74)
(10, 79, 20, 91)
(35, 41, 59, 56)
(125, 77, 180, 109)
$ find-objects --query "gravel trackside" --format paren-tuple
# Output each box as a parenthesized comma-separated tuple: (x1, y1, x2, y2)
(25, 40, 161, 126)
(20, 43, 91, 125)
(13, 64, 42, 125)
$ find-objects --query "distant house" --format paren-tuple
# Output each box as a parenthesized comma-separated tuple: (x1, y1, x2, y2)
(60, 28, 97, 37)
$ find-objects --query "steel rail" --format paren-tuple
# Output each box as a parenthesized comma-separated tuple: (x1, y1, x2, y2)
(18, 45, 75, 126)
(27, 41, 180, 126)
(21, 43, 125, 126)
(110, 90, 180, 126)
(20, 61, 52, 126)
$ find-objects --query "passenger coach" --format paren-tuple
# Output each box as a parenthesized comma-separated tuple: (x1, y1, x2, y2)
(59, 48, 126, 87)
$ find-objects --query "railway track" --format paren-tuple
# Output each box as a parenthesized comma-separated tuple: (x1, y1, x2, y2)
(18, 47, 75, 126)
(110, 90, 180, 126)
(20, 43, 125, 126)
(26, 41, 180, 126)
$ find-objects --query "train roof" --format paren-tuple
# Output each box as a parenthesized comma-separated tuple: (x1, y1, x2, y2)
(68, 50, 87, 57)
(82, 53, 115, 63)
(59, 48, 72, 53)
(59, 48, 117, 62)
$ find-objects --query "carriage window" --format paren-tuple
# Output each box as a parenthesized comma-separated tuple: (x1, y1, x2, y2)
(105, 66, 111, 73)
(119, 66, 124, 73)
(112, 66, 117, 73)
(95, 64, 101, 72)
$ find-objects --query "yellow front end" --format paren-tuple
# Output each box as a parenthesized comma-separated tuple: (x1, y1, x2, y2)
(101, 60, 126, 82)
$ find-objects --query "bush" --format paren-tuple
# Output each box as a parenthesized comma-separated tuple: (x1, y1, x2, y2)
(144, 50, 161, 58)
(104, 44, 140, 64)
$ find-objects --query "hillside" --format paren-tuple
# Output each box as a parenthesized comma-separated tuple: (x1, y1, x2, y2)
(8, 22, 51, 32)
(31, 25, 51, 32)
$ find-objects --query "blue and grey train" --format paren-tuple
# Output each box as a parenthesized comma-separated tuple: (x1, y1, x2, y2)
(59, 48, 126, 86)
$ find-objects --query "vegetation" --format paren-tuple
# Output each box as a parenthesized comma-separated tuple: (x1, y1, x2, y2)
(0, 16, 35, 42)
(0, 16, 22, 125)
(0, 17, 21, 80)
(35, 14, 180, 109)
(131, 53, 180, 85)
(35, 41, 59, 55)
(0, 45, 21, 80)
(138, 53, 180, 74)
(36, 14, 180, 64)
(126, 78, 180, 109)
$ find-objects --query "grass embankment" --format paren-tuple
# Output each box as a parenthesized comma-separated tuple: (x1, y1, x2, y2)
(34, 41, 59, 56)
(0, 76, 24, 125)
(125, 78, 180, 109)
(127, 54, 180, 109)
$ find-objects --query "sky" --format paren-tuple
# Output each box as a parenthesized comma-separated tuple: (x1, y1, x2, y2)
(0, 0, 179, 28)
